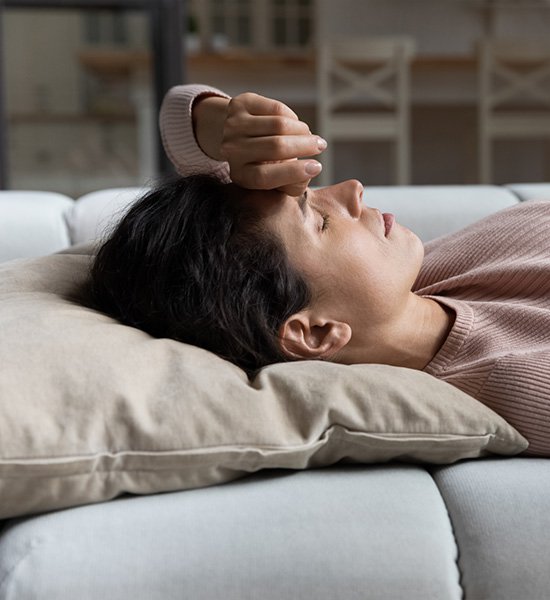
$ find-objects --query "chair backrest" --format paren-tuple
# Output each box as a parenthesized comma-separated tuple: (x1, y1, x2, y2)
(479, 38, 550, 110)
(318, 35, 416, 112)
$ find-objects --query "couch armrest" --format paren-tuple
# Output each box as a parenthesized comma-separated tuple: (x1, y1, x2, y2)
(0, 191, 73, 263)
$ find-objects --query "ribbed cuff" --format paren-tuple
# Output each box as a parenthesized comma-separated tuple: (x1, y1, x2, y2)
(159, 84, 231, 181)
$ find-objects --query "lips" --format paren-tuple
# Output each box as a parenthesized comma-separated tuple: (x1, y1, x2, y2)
(382, 213, 394, 237)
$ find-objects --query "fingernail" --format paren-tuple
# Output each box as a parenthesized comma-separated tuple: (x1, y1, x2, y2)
(305, 161, 322, 175)
(317, 136, 327, 150)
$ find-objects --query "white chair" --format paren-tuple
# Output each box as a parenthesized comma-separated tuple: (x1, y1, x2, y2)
(478, 38, 550, 184)
(316, 36, 416, 186)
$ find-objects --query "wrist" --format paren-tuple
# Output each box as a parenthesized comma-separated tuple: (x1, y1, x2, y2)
(192, 95, 230, 161)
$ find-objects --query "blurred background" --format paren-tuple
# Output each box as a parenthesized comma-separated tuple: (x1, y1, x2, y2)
(1, 0, 550, 197)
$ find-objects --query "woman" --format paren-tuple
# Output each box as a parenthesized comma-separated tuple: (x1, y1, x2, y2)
(91, 84, 550, 455)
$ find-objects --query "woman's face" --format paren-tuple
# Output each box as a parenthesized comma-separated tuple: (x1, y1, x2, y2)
(243, 179, 424, 337)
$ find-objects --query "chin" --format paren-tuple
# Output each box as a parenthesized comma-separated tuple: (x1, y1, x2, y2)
(405, 227, 423, 255)
(408, 233, 425, 279)
(416, 234, 425, 260)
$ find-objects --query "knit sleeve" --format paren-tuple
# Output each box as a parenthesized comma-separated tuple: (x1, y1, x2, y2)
(159, 84, 231, 182)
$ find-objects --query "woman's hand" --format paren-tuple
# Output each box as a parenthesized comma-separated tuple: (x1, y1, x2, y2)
(193, 92, 326, 197)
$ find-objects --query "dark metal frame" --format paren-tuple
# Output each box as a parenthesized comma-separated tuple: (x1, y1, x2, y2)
(0, 0, 186, 188)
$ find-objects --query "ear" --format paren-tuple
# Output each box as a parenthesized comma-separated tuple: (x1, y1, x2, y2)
(278, 311, 352, 360)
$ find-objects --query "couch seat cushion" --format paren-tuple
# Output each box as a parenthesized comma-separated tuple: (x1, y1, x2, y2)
(431, 457, 550, 600)
(0, 466, 462, 600)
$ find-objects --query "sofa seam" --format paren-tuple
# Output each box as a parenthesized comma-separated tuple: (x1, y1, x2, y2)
(500, 184, 526, 203)
(428, 468, 466, 600)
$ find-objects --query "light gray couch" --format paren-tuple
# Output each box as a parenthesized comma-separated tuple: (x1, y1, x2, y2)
(1, 182, 549, 600)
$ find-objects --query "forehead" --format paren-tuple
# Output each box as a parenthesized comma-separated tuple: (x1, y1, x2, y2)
(237, 187, 301, 223)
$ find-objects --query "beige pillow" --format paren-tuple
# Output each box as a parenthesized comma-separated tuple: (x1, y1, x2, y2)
(0, 251, 528, 520)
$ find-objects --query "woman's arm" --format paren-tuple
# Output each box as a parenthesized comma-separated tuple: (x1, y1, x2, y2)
(160, 84, 326, 196)
(159, 84, 231, 181)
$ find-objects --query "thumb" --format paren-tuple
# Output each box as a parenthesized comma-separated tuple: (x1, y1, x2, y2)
(277, 180, 311, 197)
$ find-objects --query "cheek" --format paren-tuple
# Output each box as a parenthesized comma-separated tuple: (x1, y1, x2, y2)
(341, 233, 421, 291)
(317, 242, 382, 298)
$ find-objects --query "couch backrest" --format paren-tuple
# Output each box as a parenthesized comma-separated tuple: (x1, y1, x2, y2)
(1, 183, 550, 263)
(362, 185, 519, 242)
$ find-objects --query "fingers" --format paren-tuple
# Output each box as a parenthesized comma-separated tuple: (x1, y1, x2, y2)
(231, 158, 322, 191)
(223, 92, 326, 193)
(231, 115, 311, 137)
(230, 92, 299, 120)
(223, 134, 326, 164)
(276, 181, 310, 197)
(226, 93, 311, 140)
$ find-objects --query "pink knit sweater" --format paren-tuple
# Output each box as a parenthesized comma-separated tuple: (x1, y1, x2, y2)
(160, 84, 550, 456)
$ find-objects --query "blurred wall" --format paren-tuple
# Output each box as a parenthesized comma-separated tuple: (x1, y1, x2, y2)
(3, 1, 550, 191)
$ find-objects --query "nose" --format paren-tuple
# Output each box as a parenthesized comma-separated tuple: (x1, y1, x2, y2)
(333, 179, 364, 218)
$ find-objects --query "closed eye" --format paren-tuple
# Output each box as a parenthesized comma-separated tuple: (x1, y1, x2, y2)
(300, 190, 329, 233)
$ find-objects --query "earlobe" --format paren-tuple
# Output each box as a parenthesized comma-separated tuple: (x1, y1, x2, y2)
(278, 312, 352, 360)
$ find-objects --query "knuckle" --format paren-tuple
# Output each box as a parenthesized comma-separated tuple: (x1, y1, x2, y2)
(268, 136, 288, 156)
(250, 167, 269, 188)
(226, 97, 240, 115)
(273, 117, 292, 135)
(270, 100, 287, 116)
(230, 167, 249, 187)
(223, 118, 240, 138)
(238, 92, 255, 106)
(219, 140, 232, 160)
(220, 138, 237, 155)
(229, 92, 253, 112)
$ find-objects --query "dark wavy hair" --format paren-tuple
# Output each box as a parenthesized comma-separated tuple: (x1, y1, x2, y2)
(88, 174, 311, 374)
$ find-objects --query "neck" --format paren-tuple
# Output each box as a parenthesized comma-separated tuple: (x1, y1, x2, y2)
(342, 294, 454, 370)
